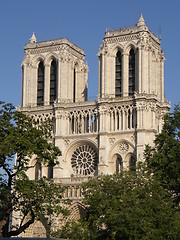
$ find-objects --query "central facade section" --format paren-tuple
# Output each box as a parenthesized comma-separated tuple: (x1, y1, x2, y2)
(21, 15, 169, 184)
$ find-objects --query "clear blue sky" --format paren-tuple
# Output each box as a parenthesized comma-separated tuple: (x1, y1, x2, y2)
(0, 0, 179, 110)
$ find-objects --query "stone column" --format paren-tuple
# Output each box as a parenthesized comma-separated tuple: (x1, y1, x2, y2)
(111, 55, 116, 98)
(160, 58, 165, 102)
(82, 114, 85, 133)
(101, 53, 105, 98)
(141, 47, 148, 94)
(55, 112, 60, 135)
(130, 108, 132, 129)
(67, 61, 72, 102)
(141, 47, 144, 93)
(57, 60, 61, 102)
(21, 64, 27, 107)
(148, 49, 152, 94)
(122, 53, 128, 97)
(60, 61, 65, 101)
(30, 66, 37, 106)
(122, 109, 125, 130)
(138, 47, 142, 93)
(100, 110, 103, 132)
(114, 110, 117, 131)
(106, 110, 110, 132)
(103, 109, 105, 132)
(98, 57, 101, 98)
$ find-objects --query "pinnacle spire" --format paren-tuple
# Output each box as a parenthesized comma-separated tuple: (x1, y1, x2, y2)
(30, 32, 37, 43)
(137, 14, 146, 27)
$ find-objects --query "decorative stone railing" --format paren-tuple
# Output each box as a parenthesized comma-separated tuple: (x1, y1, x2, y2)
(54, 176, 92, 200)
(64, 102, 136, 135)
(21, 98, 138, 136)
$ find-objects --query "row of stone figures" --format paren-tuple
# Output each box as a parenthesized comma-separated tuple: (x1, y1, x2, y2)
(66, 104, 136, 135)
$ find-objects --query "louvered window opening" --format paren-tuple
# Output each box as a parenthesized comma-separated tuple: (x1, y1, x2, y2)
(129, 49, 135, 96)
(37, 62, 44, 106)
(115, 51, 122, 97)
(50, 60, 57, 104)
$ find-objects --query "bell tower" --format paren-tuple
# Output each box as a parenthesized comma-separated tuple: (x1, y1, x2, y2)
(97, 14, 170, 163)
(21, 36, 88, 108)
(98, 14, 165, 101)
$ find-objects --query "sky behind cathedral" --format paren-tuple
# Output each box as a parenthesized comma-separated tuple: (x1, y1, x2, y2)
(0, 0, 179, 110)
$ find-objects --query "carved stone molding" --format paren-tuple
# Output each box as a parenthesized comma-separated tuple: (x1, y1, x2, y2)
(109, 138, 116, 145)
(104, 34, 140, 45)
(64, 139, 70, 146)
(130, 135, 135, 142)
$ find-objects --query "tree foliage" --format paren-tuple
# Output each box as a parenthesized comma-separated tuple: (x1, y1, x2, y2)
(55, 166, 179, 240)
(0, 101, 66, 237)
(145, 104, 180, 204)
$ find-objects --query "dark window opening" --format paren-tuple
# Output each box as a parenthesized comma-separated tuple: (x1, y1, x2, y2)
(115, 51, 122, 97)
(129, 156, 136, 171)
(50, 60, 57, 104)
(37, 62, 44, 106)
(116, 156, 123, 173)
(48, 163, 54, 178)
(128, 109, 131, 129)
(35, 161, 42, 180)
(129, 49, 135, 96)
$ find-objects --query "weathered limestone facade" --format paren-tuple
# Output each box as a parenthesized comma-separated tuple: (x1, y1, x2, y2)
(14, 15, 170, 237)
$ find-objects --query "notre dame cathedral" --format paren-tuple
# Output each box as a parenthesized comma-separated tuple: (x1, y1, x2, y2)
(13, 15, 170, 237)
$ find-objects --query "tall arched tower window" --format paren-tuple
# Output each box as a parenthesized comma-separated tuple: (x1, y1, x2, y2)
(37, 61, 44, 106)
(50, 59, 57, 104)
(115, 51, 122, 97)
(73, 68, 76, 102)
(73, 64, 78, 102)
(129, 49, 135, 96)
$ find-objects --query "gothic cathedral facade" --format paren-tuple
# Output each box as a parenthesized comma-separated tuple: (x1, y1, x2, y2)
(17, 15, 169, 236)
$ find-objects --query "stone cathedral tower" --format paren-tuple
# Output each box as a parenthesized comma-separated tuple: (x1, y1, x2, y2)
(16, 15, 169, 236)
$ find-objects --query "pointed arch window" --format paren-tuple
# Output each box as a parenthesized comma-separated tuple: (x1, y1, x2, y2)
(50, 59, 57, 104)
(48, 163, 54, 178)
(129, 49, 135, 96)
(37, 61, 44, 106)
(35, 161, 42, 180)
(129, 155, 136, 171)
(115, 51, 122, 97)
(116, 155, 123, 173)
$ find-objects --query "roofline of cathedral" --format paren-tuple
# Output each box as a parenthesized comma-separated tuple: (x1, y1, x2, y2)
(25, 37, 85, 56)
(104, 15, 160, 45)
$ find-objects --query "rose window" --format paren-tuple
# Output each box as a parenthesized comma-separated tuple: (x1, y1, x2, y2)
(71, 145, 98, 176)
(118, 142, 129, 153)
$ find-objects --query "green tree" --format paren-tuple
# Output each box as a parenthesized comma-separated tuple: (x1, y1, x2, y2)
(54, 166, 179, 240)
(0, 101, 67, 237)
(145, 104, 180, 204)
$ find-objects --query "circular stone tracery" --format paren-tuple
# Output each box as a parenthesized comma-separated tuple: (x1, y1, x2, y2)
(118, 142, 129, 154)
(71, 145, 98, 176)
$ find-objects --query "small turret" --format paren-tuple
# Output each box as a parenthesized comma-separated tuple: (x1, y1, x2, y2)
(29, 32, 37, 43)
